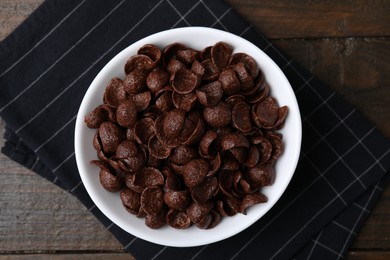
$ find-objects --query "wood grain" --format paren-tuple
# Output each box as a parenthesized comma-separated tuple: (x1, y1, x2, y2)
(2, 0, 390, 39)
(273, 38, 390, 138)
(351, 183, 390, 250)
(0, 0, 42, 39)
(0, 119, 123, 252)
(347, 251, 390, 260)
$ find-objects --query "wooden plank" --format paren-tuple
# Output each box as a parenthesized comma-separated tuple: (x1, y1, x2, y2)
(0, 0, 389, 40)
(0, 0, 43, 40)
(226, 0, 390, 38)
(347, 251, 390, 260)
(351, 182, 390, 249)
(273, 38, 390, 138)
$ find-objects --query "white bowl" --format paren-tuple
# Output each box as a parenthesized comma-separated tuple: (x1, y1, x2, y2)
(75, 27, 301, 247)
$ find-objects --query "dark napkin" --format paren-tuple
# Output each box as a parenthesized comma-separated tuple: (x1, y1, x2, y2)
(1, 0, 389, 259)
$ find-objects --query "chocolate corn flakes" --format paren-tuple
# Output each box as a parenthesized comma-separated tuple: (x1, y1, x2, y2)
(85, 41, 288, 229)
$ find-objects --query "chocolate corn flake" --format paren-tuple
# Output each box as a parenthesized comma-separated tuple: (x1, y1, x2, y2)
(196, 81, 223, 107)
(164, 190, 190, 211)
(201, 59, 219, 82)
(232, 101, 252, 132)
(141, 186, 164, 216)
(182, 158, 210, 188)
(230, 53, 260, 80)
(146, 68, 170, 93)
(240, 193, 268, 215)
(123, 69, 147, 94)
(166, 209, 192, 229)
(132, 91, 151, 112)
(169, 145, 197, 166)
(116, 99, 137, 128)
(187, 201, 214, 224)
(103, 77, 128, 108)
(191, 176, 218, 204)
(211, 41, 233, 71)
(145, 208, 167, 229)
(96, 122, 126, 155)
(137, 44, 161, 67)
(120, 188, 141, 215)
(219, 68, 241, 95)
(135, 167, 164, 188)
(99, 169, 125, 192)
(85, 105, 110, 128)
(86, 41, 288, 229)
(171, 68, 200, 94)
(133, 117, 155, 144)
(203, 101, 231, 128)
(172, 91, 197, 112)
(176, 48, 198, 65)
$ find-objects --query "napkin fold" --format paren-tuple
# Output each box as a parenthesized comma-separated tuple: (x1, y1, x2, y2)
(1, 0, 389, 259)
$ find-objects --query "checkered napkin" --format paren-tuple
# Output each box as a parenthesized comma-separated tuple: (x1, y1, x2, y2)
(1, 0, 389, 259)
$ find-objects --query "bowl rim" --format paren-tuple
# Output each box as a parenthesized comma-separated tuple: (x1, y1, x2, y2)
(74, 26, 302, 247)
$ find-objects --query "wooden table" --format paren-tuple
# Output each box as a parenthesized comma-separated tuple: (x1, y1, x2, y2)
(0, 0, 389, 259)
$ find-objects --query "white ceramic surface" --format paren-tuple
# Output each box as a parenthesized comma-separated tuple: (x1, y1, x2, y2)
(75, 27, 302, 247)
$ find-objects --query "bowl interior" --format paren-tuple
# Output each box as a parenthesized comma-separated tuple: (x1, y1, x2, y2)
(74, 27, 302, 247)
